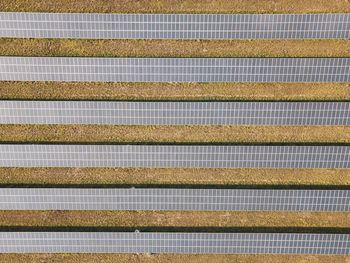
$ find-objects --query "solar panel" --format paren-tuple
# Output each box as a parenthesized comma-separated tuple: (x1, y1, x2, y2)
(0, 144, 349, 168)
(1, 101, 349, 125)
(0, 57, 349, 83)
(0, 13, 349, 39)
(0, 232, 348, 254)
(0, 188, 347, 211)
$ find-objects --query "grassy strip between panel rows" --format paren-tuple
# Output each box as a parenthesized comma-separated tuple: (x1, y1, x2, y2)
(1, 0, 349, 13)
(0, 211, 348, 228)
(1, 125, 350, 143)
(0, 254, 348, 263)
(1, 168, 349, 186)
(1, 82, 350, 101)
(1, 39, 349, 58)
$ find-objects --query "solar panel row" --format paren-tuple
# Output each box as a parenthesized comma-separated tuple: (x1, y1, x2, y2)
(1, 101, 349, 125)
(0, 232, 348, 254)
(0, 57, 349, 82)
(0, 144, 349, 168)
(0, 13, 349, 39)
(0, 188, 347, 211)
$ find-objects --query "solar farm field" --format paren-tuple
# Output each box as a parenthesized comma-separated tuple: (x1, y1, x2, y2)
(0, 0, 349, 261)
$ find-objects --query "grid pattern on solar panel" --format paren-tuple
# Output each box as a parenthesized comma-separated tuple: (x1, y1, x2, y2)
(0, 188, 347, 211)
(0, 232, 348, 254)
(0, 13, 349, 39)
(0, 57, 349, 82)
(1, 101, 350, 125)
(0, 145, 349, 168)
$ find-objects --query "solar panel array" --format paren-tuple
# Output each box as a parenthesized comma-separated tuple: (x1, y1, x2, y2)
(0, 8, 349, 256)
(0, 144, 349, 168)
(1, 101, 350, 125)
(0, 57, 349, 83)
(0, 188, 347, 211)
(0, 232, 348, 254)
(0, 13, 349, 39)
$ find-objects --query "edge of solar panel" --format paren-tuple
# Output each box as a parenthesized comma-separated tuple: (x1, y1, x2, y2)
(1, 101, 349, 125)
(0, 188, 347, 212)
(0, 144, 349, 168)
(0, 57, 349, 83)
(0, 232, 348, 254)
(0, 12, 349, 39)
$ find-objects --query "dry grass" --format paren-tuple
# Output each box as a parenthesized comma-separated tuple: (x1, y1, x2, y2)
(1, 82, 350, 101)
(0, 254, 348, 263)
(1, 125, 350, 143)
(0, 211, 348, 228)
(0, 168, 348, 185)
(0, 0, 349, 13)
(1, 39, 349, 58)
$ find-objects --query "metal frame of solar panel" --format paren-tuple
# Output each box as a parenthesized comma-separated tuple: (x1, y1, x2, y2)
(0, 188, 347, 211)
(1, 101, 349, 125)
(0, 13, 349, 39)
(0, 232, 348, 254)
(0, 57, 349, 82)
(0, 144, 349, 168)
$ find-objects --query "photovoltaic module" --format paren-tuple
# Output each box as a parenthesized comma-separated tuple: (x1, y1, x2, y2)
(0, 101, 349, 125)
(0, 13, 349, 39)
(0, 57, 349, 82)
